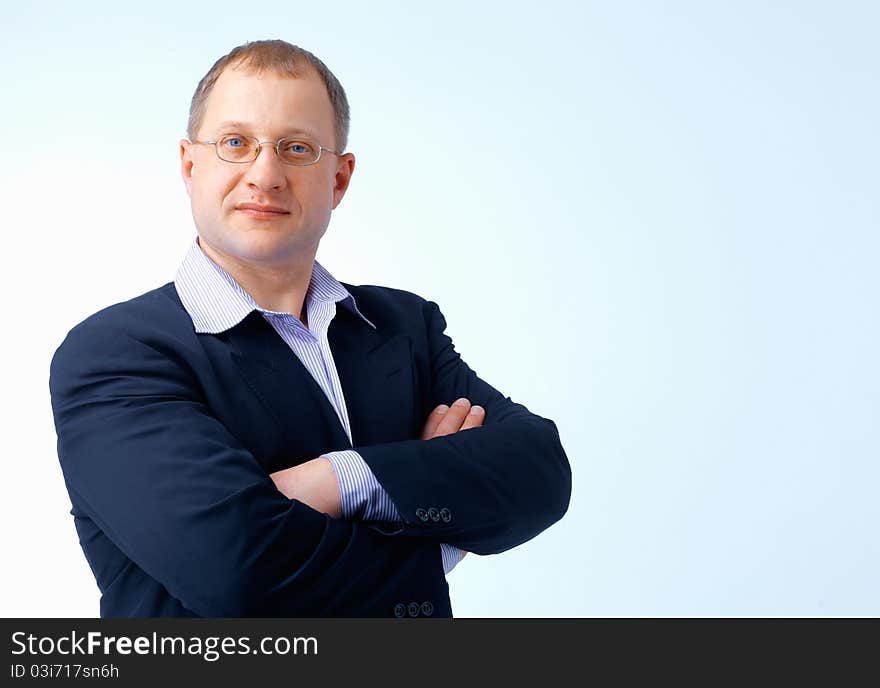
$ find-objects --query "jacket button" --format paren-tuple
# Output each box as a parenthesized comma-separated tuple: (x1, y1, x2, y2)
(394, 603, 406, 618)
(427, 507, 440, 522)
(408, 602, 420, 617)
(415, 508, 428, 522)
(440, 508, 451, 523)
(421, 601, 434, 616)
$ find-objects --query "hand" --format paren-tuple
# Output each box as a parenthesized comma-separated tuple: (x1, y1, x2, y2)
(420, 397, 485, 440)
(269, 457, 342, 518)
(421, 397, 484, 565)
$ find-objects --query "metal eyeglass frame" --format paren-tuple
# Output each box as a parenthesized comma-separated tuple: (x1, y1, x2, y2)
(191, 134, 341, 166)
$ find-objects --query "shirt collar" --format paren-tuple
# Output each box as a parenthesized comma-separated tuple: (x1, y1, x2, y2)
(174, 237, 376, 334)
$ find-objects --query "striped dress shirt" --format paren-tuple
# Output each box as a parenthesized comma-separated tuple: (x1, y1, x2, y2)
(174, 237, 462, 574)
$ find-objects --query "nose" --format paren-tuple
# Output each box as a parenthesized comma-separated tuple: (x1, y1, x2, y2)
(244, 142, 288, 192)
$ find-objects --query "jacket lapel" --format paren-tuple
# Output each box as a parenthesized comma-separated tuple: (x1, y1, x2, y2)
(224, 311, 351, 455)
(223, 304, 415, 458)
(329, 307, 415, 446)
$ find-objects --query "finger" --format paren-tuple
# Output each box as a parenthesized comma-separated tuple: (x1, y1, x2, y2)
(458, 405, 485, 431)
(420, 404, 450, 440)
(431, 397, 471, 437)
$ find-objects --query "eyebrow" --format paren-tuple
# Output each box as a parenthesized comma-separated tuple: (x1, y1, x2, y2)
(211, 121, 321, 139)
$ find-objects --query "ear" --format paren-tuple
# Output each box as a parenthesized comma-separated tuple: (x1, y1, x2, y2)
(180, 139, 195, 198)
(331, 152, 356, 209)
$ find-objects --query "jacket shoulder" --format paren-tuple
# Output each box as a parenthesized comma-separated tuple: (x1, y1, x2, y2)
(52, 283, 194, 364)
(63, 282, 187, 334)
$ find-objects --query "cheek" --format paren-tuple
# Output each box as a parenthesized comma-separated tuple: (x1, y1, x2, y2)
(192, 172, 238, 211)
(304, 173, 336, 208)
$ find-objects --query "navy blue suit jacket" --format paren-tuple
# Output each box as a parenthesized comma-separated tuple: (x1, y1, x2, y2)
(49, 281, 571, 617)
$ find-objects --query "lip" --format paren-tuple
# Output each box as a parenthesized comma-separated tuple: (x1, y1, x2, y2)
(235, 203, 290, 219)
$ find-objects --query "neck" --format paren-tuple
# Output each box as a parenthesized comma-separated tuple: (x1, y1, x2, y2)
(197, 237, 316, 324)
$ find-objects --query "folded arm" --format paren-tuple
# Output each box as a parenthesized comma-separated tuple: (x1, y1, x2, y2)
(354, 300, 571, 554)
(49, 318, 450, 618)
(270, 400, 484, 571)
(272, 300, 572, 556)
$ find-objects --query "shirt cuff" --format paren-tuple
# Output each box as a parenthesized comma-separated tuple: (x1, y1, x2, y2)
(324, 449, 402, 522)
(441, 544, 465, 575)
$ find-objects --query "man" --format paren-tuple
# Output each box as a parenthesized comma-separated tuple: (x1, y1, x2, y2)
(49, 40, 571, 618)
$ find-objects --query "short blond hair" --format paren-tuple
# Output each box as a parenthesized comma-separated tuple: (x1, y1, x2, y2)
(187, 39, 350, 152)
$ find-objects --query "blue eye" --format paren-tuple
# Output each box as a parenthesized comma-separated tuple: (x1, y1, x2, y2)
(284, 142, 312, 154)
(279, 140, 318, 163)
(214, 135, 255, 162)
(219, 135, 251, 149)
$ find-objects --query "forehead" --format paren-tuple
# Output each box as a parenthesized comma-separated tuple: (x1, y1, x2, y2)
(199, 67, 335, 140)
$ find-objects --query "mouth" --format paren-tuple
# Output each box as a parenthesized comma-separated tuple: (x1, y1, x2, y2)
(235, 203, 291, 220)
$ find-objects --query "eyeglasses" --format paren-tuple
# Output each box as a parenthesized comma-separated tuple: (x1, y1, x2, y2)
(191, 133, 340, 166)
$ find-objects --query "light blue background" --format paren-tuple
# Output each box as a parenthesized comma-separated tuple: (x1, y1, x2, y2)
(2, 1, 877, 616)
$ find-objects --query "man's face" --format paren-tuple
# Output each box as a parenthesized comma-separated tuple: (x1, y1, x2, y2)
(180, 66, 354, 270)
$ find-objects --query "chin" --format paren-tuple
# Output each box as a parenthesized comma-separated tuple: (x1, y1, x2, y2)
(229, 232, 313, 267)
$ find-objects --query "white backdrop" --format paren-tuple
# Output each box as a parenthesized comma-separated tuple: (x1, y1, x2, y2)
(2, 0, 878, 616)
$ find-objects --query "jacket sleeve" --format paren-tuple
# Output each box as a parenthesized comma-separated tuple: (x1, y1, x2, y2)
(49, 317, 450, 618)
(353, 300, 572, 555)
